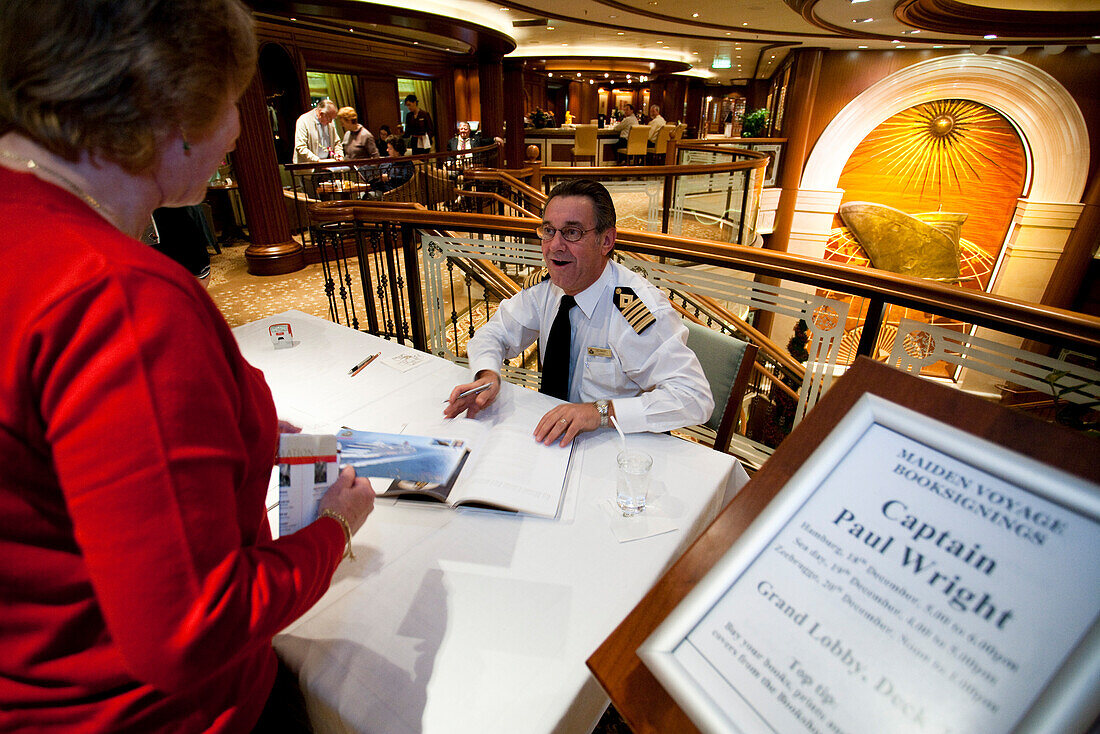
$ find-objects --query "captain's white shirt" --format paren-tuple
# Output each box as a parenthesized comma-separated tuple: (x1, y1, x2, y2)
(467, 260, 714, 434)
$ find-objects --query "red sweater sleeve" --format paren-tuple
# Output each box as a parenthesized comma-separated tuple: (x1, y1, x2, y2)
(34, 265, 344, 693)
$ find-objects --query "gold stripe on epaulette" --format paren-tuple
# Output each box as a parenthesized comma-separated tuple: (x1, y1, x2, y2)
(523, 267, 549, 289)
(620, 299, 656, 334)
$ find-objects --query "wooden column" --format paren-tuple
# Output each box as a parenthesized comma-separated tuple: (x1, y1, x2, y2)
(501, 59, 526, 169)
(753, 48, 824, 340)
(1040, 172, 1100, 311)
(236, 71, 304, 275)
(479, 52, 504, 140)
(766, 48, 824, 256)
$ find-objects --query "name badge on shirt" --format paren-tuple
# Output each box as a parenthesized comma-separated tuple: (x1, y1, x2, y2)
(587, 347, 613, 358)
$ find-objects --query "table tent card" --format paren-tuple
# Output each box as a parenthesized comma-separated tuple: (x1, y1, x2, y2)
(639, 393, 1100, 734)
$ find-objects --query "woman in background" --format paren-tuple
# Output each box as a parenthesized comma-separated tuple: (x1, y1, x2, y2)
(336, 106, 379, 160)
(0, 0, 374, 731)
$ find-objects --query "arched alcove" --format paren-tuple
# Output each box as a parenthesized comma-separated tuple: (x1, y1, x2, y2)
(801, 54, 1089, 205)
(258, 43, 303, 165)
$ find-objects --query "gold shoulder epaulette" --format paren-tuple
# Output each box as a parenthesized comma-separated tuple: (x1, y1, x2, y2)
(613, 286, 656, 334)
(523, 267, 549, 289)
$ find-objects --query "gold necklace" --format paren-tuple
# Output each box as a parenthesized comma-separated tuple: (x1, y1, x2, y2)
(0, 149, 122, 231)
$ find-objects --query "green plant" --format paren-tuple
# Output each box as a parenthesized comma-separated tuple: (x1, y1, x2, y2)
(740, 108, 769, 138)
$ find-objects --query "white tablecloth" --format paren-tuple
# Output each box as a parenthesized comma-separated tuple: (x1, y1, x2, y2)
(234, 310, 749, 734)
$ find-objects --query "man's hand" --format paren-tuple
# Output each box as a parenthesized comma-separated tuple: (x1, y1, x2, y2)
(444, 370, 501, 419)
(534, 402, 602, 447)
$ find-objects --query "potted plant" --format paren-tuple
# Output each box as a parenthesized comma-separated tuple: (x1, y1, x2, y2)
(740, 108, 769, 138)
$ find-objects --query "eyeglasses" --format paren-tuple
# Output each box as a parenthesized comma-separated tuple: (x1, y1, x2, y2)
(536, 224, 598, 242)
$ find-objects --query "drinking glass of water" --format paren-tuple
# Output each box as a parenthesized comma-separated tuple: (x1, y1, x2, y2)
(616, 449, 652, 517)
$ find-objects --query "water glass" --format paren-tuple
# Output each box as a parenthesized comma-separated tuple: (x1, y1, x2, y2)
(616, 449, 653, 517)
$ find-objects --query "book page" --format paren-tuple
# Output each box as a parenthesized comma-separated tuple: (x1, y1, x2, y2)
(451, 425, 572, 518)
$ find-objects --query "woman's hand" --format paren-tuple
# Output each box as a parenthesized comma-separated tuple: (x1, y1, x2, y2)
(318, 466, 375, 534)
(277, 420, 302, 434)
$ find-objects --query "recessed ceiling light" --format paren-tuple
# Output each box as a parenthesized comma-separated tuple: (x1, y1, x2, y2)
(609, 14, 616, 18)
(984, 34, 997, 39)
(850, 0, 870, 3)
(546, 26, 554, 30)
(577, 72, 581, 76)
(604, 72, 609, 77)
(561, 42, 568, 46)
(348, 28, 354, 32)
(896, 45, 905, 48)
(289, 16, 296, 21)
(858, 45, 868, 48)
(891, 39, 900, 43)
(725, 32, 732, 35)
(412, 41, 419, 45)
(548, 72, 553, 76)
(770, 55, 775, 58)
(742, 22, 749, 26)
(692, 12, 699, 17)
(933, 45, 943, 48)
(617, 32, 624, 35)
(853, 17, 873, 23)
(500, 6, 508, 10)
(907, 30, 920, 34)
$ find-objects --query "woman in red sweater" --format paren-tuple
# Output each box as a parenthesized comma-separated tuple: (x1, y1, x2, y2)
(0, 1, 374, 731)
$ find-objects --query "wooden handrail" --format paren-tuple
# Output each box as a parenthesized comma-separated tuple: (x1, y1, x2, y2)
(283, 143, 501, 172)
(319, 205, 1100, 351)
(462, 169, 545, 202)
(455, 189, 541, 218)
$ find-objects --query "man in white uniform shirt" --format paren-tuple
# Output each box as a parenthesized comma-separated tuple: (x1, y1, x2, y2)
(445, 179, 713, 447)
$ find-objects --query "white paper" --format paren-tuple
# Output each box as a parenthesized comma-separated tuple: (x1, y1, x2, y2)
(278, 434, 338, 535)
(670, 423, 1100, 733)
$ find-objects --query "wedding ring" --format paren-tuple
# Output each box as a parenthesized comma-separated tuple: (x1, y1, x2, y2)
(559, 419, 567, 424)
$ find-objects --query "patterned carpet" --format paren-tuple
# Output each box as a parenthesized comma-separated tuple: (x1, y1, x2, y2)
(208, 239, 338, 328)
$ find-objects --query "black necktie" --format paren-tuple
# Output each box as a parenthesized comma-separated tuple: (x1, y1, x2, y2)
(540, 295, 576, 401)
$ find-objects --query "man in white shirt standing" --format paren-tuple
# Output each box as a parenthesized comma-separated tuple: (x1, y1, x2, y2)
(445, 179, 713, 447)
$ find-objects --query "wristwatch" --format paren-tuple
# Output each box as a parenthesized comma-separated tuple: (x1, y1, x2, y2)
(594, 399, 610, 428)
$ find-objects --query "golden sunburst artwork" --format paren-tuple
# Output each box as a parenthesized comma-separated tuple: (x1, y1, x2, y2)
(844, 99, 1022, 200)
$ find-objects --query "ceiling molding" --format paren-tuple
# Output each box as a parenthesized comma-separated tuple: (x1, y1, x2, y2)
(895, 0, 1100, 39)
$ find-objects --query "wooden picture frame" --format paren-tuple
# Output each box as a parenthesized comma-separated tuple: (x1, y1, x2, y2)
(587, 358, 1100, 734)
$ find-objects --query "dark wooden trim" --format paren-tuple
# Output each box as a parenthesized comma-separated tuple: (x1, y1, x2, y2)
(586, 358, 1100, 733)
(896, 0, 1100, 39)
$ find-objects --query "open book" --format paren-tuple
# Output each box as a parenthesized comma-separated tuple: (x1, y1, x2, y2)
(337, 418, 572, 519)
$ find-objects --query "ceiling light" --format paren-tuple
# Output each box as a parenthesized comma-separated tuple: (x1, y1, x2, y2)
(850, 0, 870, 3)
(289, 16, 296, 21)
(896, 45, 905, 48)
(617, 31, 624, 35)
(348, 28, 354, 32)
(984, 34, 997, 39)
(548, 72, 553, 76)
(692, 12, 699, 17)
(908, 30, 920, 34)
(412, 41, 419, 45)
(858, 45, 868, 48)
(933, 45, 943, 48)
(725, 32, 732, 35)
(546, 26, 554, 30)
(891, 39, 900, 43)
(604, 72, 609, 77)
(770, 55, 775, 58)
(609, 14, 616, 18)
(742, 22, 749, 26)
(500, 6, 508, 10)
(561, 42, 568, 46)
(853, 18, 873, 23)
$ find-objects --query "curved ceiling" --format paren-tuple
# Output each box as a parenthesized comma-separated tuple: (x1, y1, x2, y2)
(250, 0, 1100, 83)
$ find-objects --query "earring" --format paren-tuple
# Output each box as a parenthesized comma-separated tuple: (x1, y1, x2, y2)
(182, 139, 191, 153)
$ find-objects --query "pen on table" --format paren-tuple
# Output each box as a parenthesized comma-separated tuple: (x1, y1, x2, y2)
(349, 352, 381, 377)
(445, 383, 492, 402)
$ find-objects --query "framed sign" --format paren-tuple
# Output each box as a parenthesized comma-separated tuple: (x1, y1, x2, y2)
(639, 392, 1100, 734)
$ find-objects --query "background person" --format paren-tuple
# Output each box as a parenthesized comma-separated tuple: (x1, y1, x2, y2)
(368, 137, 414, 197)
(336, 106, 379, 160)
(445, 179, 712, 447)
(293, 98, 342, 197)
(403, 94, 434, 154)
(647, 104, 667, 145)
(611, 103, 639, 162)
(0, 0, 375, 730)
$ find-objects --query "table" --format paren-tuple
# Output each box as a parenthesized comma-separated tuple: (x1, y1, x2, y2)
(233, 310, 749, 734)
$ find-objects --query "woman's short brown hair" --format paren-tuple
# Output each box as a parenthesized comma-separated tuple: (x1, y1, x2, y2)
(336, 107, 358, 125)
(0, 0, 257, 173)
